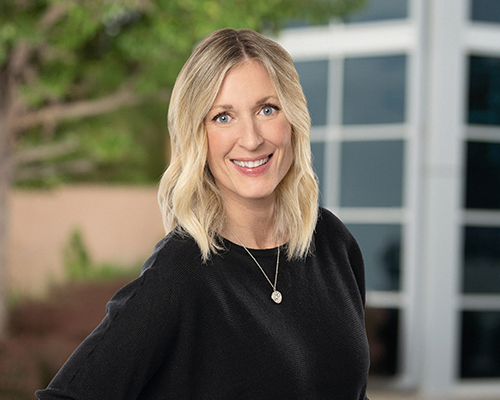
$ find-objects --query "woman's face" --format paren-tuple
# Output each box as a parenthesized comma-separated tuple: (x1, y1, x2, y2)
(205, 60, 293, 209)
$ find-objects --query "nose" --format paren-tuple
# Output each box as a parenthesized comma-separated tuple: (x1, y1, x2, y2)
(238, 117, 263, 150)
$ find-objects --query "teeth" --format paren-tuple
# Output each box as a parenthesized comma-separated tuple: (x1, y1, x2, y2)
(233, 156, 269, 168)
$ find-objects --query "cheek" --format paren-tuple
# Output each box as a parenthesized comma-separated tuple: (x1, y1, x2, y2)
(206, 132, 217, 169)
(279, 124, 294, 172)
(281, 122, 293, 154)
(206, 131, 231, 171)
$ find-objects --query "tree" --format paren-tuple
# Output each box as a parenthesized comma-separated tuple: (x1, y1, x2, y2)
(0, 0, 363, 337)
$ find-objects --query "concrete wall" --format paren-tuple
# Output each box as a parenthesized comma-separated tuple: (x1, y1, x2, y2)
(7, 185, 165, 297)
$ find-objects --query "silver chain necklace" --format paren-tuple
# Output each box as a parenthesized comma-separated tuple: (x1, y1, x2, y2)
(226, 226, 282, 304)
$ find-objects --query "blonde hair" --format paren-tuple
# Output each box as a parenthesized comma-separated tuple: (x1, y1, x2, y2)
(158, 28, 318, 261)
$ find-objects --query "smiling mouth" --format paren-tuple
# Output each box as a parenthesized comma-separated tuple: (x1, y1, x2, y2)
(232, 155, 271, 168)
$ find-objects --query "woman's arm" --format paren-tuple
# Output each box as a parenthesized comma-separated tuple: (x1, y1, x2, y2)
(36, 250, 180, 400)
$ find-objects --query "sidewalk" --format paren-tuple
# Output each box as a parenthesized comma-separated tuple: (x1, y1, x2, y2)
(367, 390, 500, 400)
(368, 390, 423, 399)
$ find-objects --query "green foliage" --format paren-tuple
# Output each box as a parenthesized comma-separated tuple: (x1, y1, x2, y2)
(63, 229, 140, 282)
(15, 99, 168, 187)
(63, 229, 91, 280)
(4, 0, 364, 186)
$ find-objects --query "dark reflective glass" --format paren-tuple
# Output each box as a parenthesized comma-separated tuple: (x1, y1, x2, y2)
(461, 311, 500, 378)
(468, 56, 500, 125)
(295, 60, 329, 126)
(343, 55, 406, 125)
(466, 141, 500, 209)
(311, 142, 325, 205)
(471, 0, 500, 24)
(365, 308, 399, 376)
(463, 226, 500, 294)
(340, 140, 404, 207)
(344, 0, 408, 23)
(346, 223, 401, 291)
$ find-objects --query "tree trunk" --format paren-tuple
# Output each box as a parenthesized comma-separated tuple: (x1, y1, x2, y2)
(0, 40, 27, 338)
(0, 68, 15, 339)
(0, 125, 13, 340)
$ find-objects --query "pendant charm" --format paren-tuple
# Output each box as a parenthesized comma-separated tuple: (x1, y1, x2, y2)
(271, 290, 282, 304)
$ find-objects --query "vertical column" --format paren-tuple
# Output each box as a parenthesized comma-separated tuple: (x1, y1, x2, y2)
(420, 0, 468, 396)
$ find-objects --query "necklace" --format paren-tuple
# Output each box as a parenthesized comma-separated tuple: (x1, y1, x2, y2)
(226, 226, 282, 304)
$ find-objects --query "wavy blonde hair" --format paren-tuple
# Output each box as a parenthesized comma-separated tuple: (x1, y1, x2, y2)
(158, 28, 318, 261)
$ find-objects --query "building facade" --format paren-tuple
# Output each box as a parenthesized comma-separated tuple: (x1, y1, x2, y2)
(277, 0, 500, 397)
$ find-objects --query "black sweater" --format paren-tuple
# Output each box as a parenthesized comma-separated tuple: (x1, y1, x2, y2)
(36, 207, 370, 399)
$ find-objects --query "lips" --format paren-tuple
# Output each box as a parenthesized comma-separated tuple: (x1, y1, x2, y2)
(232, 155, 271, 168)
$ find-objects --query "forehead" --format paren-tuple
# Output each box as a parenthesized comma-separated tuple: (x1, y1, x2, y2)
(213, 60, 277, 101)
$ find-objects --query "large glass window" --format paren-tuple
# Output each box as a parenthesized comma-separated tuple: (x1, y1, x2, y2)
(343, 55, 406, 125)
(468, 56, 500, 125)
(463, 226, 500, 294)
(295, 60, 329, 126)
(466, 141, 500, 210)
(463, 53, 500, 381)
(340, 140, 404, 208)
(461, 311, 500, 378)
(347, 223, 401, 291)
(365, 308, 399, 376)
(311, 141, 325, 205)
(344, 0, 408, 23)
(471, 0, 500, 24)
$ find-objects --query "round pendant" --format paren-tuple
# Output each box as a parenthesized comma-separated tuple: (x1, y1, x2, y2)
(271, 290, 282, 304)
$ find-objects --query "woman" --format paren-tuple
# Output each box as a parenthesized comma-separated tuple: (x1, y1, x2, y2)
(36, 28, 370, 399)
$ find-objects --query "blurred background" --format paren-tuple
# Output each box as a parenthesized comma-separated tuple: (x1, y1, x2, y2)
(1, 0, 500, 399)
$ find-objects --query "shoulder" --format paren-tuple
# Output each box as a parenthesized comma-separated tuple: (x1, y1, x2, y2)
(141, 229, 203, 278)
(105, 230, 204, 316)
(104, 230, 204, 325)
(315, 206, 355, 243)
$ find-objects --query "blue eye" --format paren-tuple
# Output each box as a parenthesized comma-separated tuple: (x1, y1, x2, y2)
(214, 113, 232, 123)
(260, 104, 279, 116)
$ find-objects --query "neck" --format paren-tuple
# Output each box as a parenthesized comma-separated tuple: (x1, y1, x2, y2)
(222, 197, 278, 249)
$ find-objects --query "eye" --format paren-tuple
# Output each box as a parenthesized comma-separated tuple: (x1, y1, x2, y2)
(259, 104, 279, 116)
(213, 113, 232, 124)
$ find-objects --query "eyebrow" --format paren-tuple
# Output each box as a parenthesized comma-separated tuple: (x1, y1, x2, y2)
(209, 95, 279, 112)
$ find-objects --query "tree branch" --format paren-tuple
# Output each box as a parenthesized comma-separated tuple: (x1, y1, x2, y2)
(15, 159, 95, 181)
(15, 137, 80, 164)
(11, 87, 172, 132)
(15, 160, 95, 181)
(1, 4, 69, 136)
(39, 4, 68, 31)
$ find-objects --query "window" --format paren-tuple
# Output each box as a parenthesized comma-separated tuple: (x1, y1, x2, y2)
(471, 0, 500, 24)
(462, 52, 500, 381)
(340, 140, 404, 208)
(347, 223, 401, 291)
(468, 56, 500, 126)
(461, 311, 500, 378)
(311, 141, 325, 205)
(343, 55, 406, 125)
(466, 141, 500, 210)
(295, 60, 329, 126)
(463, 226, 500, 294)
(366, 308, 399, 376)
(344, 0, 408, 23)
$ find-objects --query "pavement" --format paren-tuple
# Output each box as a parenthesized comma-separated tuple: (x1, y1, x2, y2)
(368, 391, 426, 399)
(367, 391, 500, 400)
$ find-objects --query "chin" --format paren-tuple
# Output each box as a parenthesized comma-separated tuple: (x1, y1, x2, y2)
(239, 188, 277, 201)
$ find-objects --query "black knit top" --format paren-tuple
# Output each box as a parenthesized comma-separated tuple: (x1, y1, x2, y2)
(36, 207, 370, 399)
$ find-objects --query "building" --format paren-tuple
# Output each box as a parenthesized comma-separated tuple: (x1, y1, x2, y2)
(277, 0, 500, 398)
